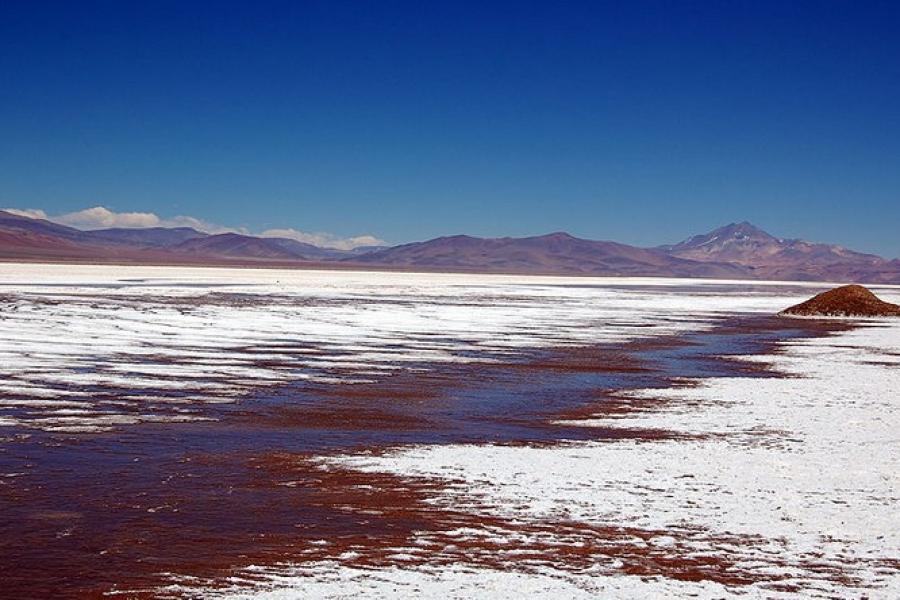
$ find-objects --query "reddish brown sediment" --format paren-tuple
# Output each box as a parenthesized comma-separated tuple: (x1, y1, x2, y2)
(557, 390, 674, 420)
(238, 454, 837, 585)
(246, 405, 433, 430)
(0, 314, 872, 599)
(505, 347, 649, 373)
(555, 315, 854, 423)
(43, 452, 858, 599)
(145, 453, 868, 595)
(781, 284, 900, 317)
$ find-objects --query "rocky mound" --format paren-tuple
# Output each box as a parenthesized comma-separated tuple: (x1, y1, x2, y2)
(781, 284, 900, 317)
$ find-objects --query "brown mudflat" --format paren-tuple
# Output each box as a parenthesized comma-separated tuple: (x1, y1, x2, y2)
(781, 284, 900, 317)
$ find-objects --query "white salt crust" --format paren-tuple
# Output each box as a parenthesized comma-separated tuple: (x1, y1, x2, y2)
(4, 263, 880, 434)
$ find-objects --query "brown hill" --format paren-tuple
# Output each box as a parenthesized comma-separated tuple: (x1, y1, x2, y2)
(0, 210, 94, 243)
(0, 211, 323, 263)
(171, 233, 301, 260)
(0, 212, 172, 262)
(87, 227, 208, 247)
(781, 285, 900, 317)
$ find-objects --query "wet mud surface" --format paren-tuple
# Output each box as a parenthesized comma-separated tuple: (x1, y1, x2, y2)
(0, 315, 854, 599)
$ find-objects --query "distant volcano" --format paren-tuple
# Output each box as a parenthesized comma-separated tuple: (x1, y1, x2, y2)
(658, 221, 785, 264)
(657, 222, 898, 283)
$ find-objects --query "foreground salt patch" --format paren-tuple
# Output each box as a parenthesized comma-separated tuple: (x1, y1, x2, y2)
(174, 562, 761, 600)
(206, 320, 900, 599)
(0, 263, 841, 435)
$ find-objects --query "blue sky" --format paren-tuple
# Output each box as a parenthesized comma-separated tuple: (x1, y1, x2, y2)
(1, 1, 898, 255)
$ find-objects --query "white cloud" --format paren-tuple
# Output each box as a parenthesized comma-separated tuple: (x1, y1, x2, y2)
(3, 207, 48, 220)
(261, 228, 386, 250)
(38, 205, 235, 234)
(4, 205, 385, 250)
(54, 206, 162, 229)
(159, 215, 239, 235)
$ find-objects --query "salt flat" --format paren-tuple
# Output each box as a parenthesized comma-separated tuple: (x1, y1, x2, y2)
(1, 263, 897, 599)
(0, 263, 853, 434)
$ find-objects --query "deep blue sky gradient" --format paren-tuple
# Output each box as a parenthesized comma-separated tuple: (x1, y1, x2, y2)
(1, 1, 898, 254)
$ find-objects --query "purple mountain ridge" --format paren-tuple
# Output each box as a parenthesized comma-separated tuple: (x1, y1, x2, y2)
(0, 210, 897, 283)
(350, 232, 749, 278)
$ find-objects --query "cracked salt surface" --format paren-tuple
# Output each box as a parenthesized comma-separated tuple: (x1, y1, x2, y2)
(0, 263, 844, 434)
(200, 316, 900, 598)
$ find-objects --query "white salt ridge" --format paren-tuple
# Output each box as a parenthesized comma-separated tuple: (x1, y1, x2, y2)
(2, 263, 864, 435)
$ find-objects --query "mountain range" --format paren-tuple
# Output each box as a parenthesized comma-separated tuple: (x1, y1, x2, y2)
(1, 210, 897, 283)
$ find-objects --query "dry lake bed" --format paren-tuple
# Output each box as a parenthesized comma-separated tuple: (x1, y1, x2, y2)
(0, 264, 898, 599)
